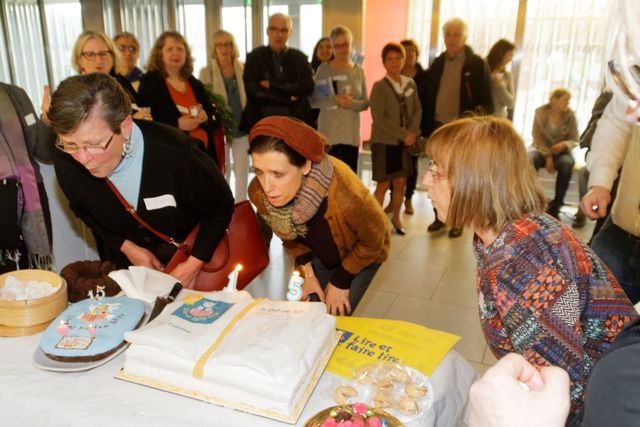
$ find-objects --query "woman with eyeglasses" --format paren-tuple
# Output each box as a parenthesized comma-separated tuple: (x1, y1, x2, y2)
(198, 30, 249, 201)
(311, 25, 368, 174)
(138, 31, 222, 167)
(423, 115, 637, 419)
(114, 32, 143, 91)
(48, 73, 233, 288)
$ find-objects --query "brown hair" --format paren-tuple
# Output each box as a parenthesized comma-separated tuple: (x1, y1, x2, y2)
(146, 31, 194, 79)
(248, 136, 307, 167)
(426, 116, 546, 231)
(48, 73, 131, 135)
(400, 39, 419, 56)
(549, 88, 571, 103)
(381, 42, 405, 61)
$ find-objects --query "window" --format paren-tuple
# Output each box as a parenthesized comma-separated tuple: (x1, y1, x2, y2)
(407, 0, 433, 67)
(222, 0, 253, 62)
(2, 0, 48, 106)
(177, 0, 207, 73)
(0, 19, 11, 82)
(119, 0, 170, 67)
(514, 0, 614, 144)
(44, 0, 83, 88)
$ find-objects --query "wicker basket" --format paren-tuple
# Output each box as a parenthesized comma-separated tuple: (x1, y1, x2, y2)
(0, 270, 68, 337)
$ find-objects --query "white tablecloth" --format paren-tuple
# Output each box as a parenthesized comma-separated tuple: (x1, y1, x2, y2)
(0, 333, 477, 426)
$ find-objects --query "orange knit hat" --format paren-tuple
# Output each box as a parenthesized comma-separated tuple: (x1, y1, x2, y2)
(249, 116, 326, 163)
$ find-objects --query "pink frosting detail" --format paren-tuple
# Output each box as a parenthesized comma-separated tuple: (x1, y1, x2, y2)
(321, 417, 337, 427)
(353, 403, 368, 415)
(367, 417, 382, 427)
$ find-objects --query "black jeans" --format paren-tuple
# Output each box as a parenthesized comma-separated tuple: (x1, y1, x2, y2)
(529, 150, 574, 206)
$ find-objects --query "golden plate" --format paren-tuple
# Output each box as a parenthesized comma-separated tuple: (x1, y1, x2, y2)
(304, 405, 403, 426)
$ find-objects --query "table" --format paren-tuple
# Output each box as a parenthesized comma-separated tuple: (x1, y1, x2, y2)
(1, 333, 477, 427)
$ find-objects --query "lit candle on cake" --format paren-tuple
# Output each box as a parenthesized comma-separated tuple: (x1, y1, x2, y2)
(56, 320, 69, 336)
(88, 324, 96, 337)
(223, 264, 243, 293)
(286, 271, 304, 301)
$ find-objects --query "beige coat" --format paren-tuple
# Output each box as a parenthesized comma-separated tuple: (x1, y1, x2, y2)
(198, 59, 247, 108)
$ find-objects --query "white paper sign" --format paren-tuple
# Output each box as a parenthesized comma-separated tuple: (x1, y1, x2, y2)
(143, 194, 177, 210)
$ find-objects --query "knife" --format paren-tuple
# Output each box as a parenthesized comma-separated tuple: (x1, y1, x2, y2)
(148, 282, 182, 322)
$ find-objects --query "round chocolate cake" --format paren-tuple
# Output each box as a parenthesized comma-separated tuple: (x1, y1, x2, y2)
(60, 260, 121, 303)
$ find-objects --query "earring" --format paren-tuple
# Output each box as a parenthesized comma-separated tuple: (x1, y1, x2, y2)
(121, 138, 132, 159)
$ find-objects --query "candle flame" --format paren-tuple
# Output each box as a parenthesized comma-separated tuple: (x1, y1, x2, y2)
(292, 271, 300, 277)
(235, 264, 243, 272)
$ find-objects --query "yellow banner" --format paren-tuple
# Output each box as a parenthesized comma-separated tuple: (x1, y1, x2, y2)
(327, 317, 460, 378)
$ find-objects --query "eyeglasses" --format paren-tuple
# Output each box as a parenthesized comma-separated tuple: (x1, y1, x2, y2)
(427, 159, 447, 181)
(268, 26, 290, 34)
(55, 133, 115, 155)
(332, 42, 349, 49)
(117, 44, 138, 54)
(80, 50, 113, 60)
(215, 42, 233, 48)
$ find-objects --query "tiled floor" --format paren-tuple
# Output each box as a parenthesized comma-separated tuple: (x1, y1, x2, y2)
(246, 164, 597, 376)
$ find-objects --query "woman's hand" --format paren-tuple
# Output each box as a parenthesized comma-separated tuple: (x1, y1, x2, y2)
(301, 274, 325, 303)
(178, 114, 203, 131)
(325, 283, 351, 316)
(335, 94, 353, 109)
(545, 156, 555, 174)
(120, 239, 163, 270)
(405, 132, 417, 146)
(550, 142, 567, 156)
(168, 255, 204, 289)
(132, 108, 152, 121)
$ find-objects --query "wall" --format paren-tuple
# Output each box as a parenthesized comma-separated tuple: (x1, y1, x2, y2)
(360, 0, 409, 141)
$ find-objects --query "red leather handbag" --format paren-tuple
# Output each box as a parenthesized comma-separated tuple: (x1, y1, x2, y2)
(164, 200, 269, 291)
(105, 179, 269, 291)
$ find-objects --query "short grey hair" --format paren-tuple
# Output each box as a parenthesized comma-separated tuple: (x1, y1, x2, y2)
(442, 18, 468, 37)
(268, 13, 292, 30)
(48, 73, 131, 135)
(329, 25, 353, 43)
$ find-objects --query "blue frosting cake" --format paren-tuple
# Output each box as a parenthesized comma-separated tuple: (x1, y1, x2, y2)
(40, 297, 145, 362)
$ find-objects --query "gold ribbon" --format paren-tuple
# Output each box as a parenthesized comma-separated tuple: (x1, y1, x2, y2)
(192, 298, 266, 379)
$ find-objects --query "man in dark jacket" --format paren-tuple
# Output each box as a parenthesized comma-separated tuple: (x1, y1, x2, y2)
(240, 13, 315, 132)
(420, 17, 493, 238)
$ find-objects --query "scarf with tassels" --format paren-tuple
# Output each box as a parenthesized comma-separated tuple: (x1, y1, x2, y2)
(261, 157, 334, 241)
(0, 86, 53, 270)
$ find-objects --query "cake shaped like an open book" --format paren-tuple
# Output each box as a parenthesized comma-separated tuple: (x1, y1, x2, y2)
(118, 289, 339, 423)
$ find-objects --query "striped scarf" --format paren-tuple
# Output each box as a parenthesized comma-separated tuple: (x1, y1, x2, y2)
(261, 157, 333, 240)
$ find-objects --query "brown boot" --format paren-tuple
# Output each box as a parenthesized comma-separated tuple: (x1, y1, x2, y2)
(404, 199, 414, 215)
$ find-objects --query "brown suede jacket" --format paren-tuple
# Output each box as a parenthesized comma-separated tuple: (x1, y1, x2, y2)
(249, 156, 390, 276)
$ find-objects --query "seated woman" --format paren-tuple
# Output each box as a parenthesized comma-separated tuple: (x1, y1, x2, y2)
(529, 88, 579, 218)
(423, 116, 637, 417)
(47, 73, 234, 289)
(370, 42, 422, 235)
(138, 31, 222, 167)
(248, 116, 389, 316)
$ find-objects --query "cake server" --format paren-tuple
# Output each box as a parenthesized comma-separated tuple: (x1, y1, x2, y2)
(148, 282, 182, 322)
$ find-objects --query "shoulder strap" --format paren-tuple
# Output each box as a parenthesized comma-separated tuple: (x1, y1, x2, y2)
(104, 178, 182, 249)
(382, 78, 410, 128)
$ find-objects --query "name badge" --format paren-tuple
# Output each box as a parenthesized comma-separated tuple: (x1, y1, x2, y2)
(24, 113, 36, 126)
(143, 194, 177, 211)
(404, 88, 414, 98)
(332, 75, 348, 82)
(176, 105, 189, 115)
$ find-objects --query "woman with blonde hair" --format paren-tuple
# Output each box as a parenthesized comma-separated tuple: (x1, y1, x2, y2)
(423, 116, 637, 418)
(529, 88, 579, 218)
(199, 30, 249, 200)
(138, 31, 222, 166)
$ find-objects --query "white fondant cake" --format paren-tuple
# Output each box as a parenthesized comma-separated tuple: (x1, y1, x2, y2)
(40, 297, 146, 362)
(122, 290, 337, 420)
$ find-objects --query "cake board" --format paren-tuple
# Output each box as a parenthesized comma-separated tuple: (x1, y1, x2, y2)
(115, 331, 342, 424)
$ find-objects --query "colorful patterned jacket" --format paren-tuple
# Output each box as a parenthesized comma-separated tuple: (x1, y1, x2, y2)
(473, 213, 638, 411)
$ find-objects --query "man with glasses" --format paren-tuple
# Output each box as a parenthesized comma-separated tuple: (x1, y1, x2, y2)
(114, 32, 143, 91)
(49, 73, 233, 289)
(240, 12, 314, 131)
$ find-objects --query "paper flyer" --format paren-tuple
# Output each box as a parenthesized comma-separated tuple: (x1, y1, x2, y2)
(326, 317, 460, 378)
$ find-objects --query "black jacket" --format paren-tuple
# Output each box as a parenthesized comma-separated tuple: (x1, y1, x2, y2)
(419, 46, 493, 137)
(53, 120, 234, 268)
(137, 71, 221, 165)
(240, 46, 314, 131)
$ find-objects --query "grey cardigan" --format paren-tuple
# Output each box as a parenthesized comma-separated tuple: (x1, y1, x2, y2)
(369, 76, 422, 145)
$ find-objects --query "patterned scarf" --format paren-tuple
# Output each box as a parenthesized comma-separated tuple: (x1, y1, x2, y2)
(0, 87, 53, 269)
(261, 157, 334, 241)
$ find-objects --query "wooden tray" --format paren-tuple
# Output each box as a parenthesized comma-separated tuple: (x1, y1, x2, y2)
(115, 331, 342, 424)
(0, 270, 68, 336)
